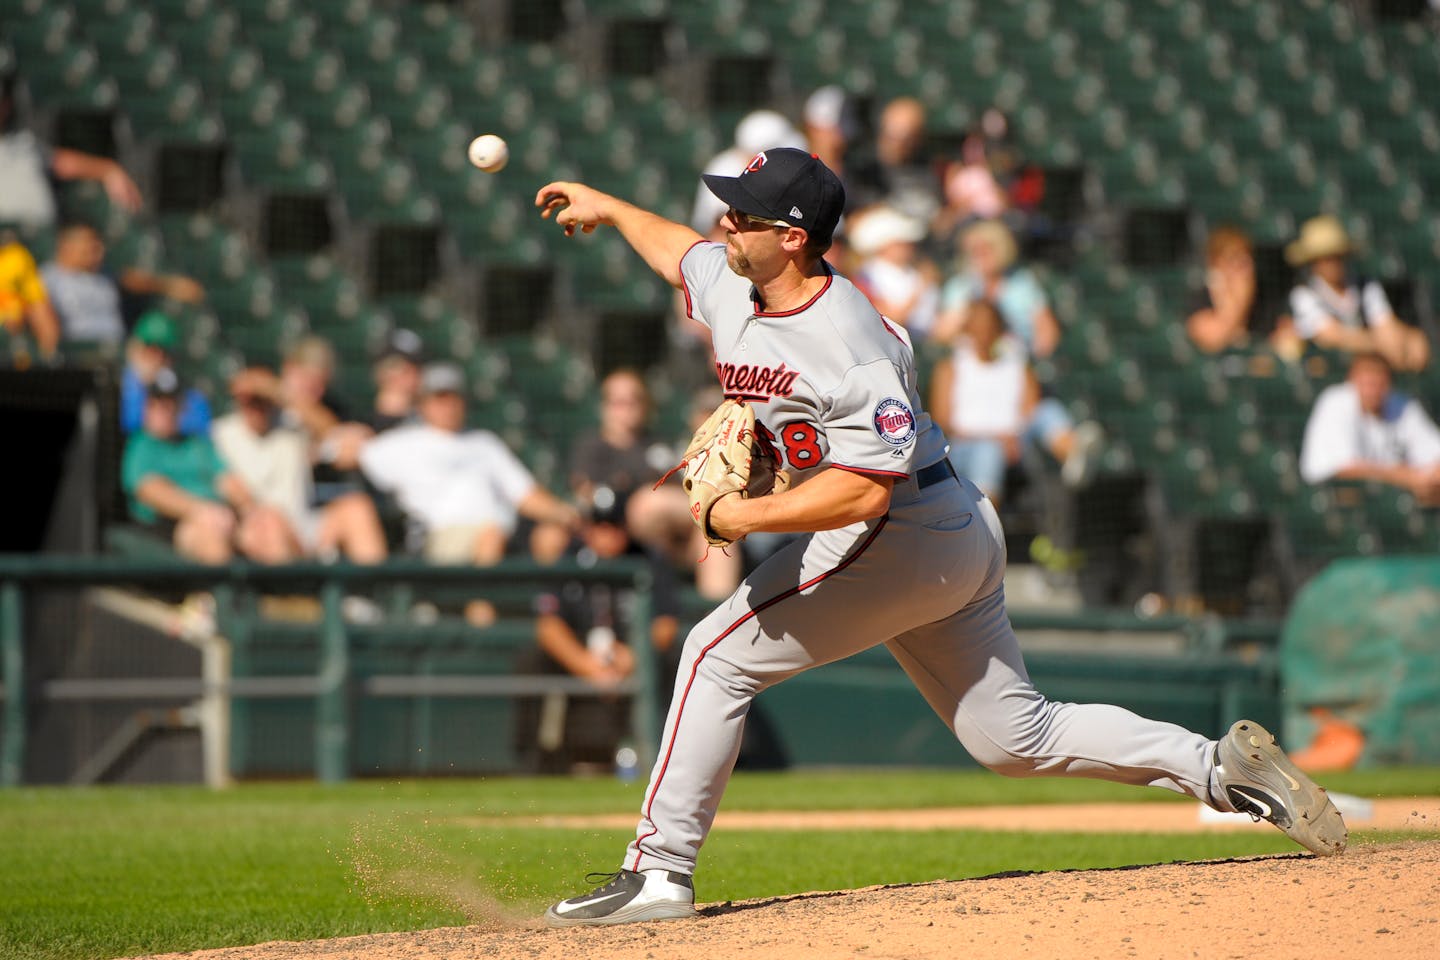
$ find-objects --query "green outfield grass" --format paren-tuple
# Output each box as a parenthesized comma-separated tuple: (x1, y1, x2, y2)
(1, 768, 1436, 960)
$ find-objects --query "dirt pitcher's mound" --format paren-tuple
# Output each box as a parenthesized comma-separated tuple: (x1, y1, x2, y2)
(142, 840, 1439, 960)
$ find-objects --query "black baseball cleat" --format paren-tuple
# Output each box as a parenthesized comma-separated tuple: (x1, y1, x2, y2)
(544, 868, 696, 927)
(1214, 719, 1348, 856)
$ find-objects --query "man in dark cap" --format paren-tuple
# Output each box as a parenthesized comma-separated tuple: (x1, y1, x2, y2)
(368, 328, 425, 433)
(121, 370, 247, 562)
(534, 147, 1345, 927)
(359, 362, 580, 565)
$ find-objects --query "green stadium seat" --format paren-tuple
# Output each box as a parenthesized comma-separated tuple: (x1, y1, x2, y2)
(238, 3, 318, 58)
(1362, 485, 1433, 553)
(16, 44, 118, 111)
(1283, 485, 1383, 566)
(1239, 444, 1303, 506)
(205, 54, 278, 128)
(232, 125, 331, 193)
(1153, 441, 1224, 513)
(267, 254, 367, 326)
(380, 293, 467, 343)
(6, 2, 77, 58)
(393, 2, 479, 74)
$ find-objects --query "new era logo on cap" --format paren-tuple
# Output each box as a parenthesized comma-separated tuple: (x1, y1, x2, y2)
(703, 148, 845, 246)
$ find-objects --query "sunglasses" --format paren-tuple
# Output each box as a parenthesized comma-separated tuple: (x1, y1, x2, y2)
(727, 207, 793, 231)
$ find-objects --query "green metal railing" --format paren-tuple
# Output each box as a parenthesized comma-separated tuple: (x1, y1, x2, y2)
(0, 555, 1284, 787)
(0, 556, 656, 787)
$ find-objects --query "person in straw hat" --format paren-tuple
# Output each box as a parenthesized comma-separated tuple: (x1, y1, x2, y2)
(1286, 214, 1429, 372)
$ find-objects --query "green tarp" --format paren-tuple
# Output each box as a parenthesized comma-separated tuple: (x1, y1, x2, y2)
(1282, 558, 1440, 765)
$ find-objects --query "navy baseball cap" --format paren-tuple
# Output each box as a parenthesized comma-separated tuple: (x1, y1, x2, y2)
(419, 362, 466, 396)
(702, 147, 846, 247)
(147, 367, 183, 400)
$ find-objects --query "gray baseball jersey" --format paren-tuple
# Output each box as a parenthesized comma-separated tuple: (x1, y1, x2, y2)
(623, 242, 1223, 876)
(680, 241, 948, 486)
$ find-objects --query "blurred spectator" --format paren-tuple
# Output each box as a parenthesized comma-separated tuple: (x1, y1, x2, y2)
(692, 110, 806, 237)
(212, 366, 387, 564)
(850, 96, 940, 224)
(0, 231, 59, 361)
(121, 370, 270, 563)
(931, 110, 1049, 261)
(535, 488, 680, 687)
(934, 219, 1061, 358)
(569, 369, 674, 505)
(0, 72, 142, 228)
(849, 205, 940, 337)
(368, 328, 424, 432)
(1286, 215, 1430, 372)
(120, 311, 211, 436)
(40, 221, 204, 350)
(977, 109, 1042, 215)
(1299, 352, 1440, 502)
(929, 300, 1100, 501)
(934, 133, 1010, 244)
(516, 487, 681, 773)
(1187, 226, 1299, 355)
(279, 335, 371, 475)
(359, 362, 579, 565)
(564, 369, 738, 589)
(802, 85, 859, 187)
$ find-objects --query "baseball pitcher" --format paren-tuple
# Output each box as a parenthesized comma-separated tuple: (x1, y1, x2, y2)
(535, 148, 1346, 927)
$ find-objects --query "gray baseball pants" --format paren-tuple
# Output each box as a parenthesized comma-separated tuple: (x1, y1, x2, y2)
(626, 473, 1220, 874)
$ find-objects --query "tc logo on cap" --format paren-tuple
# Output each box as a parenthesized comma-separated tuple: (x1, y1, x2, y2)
(745, 152, 768, 173)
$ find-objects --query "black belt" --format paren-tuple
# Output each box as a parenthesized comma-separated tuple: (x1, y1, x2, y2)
(915, 459, 958, 489)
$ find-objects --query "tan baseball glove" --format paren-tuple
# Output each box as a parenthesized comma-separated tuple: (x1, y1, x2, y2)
(669, 399, 790, 547)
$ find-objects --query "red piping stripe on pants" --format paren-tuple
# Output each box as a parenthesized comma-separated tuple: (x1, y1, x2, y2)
(631, 515, 890, 870)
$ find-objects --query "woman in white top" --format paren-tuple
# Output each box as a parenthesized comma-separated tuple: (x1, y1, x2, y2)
(928, 301, 1100, 502)
(1286, 215, 1429, 372)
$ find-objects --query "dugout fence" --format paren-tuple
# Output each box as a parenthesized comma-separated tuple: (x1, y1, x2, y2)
(0, 556, 657, 787)
(0, 554, 1288, 787)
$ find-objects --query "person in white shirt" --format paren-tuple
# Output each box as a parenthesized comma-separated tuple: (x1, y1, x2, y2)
(211, 367, 387, 564)
(928, 300, 1100, 501)
(1299, 352, 1440, 503)
(40, 222, 205, 349)
(359, 363, 580, 564)
(849, 205, 940, 338)
(1286, 215, 1429, 372)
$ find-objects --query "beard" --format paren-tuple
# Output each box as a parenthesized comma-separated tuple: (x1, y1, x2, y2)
(725, 241, 751, 276)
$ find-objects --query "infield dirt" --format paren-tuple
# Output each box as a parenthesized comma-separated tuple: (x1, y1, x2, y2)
(138, 834, 1440, 960)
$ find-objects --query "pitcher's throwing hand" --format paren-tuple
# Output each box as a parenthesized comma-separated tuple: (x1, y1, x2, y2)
(537, 182, 614, 236)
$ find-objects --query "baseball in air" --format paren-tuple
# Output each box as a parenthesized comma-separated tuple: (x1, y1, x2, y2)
(467, 134, 508, 173)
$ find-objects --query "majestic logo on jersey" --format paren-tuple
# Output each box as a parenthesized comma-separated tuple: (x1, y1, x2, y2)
(745, 151, 768, 173)
(716, 362, 801, 402)
(872, 397, 916, 446)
